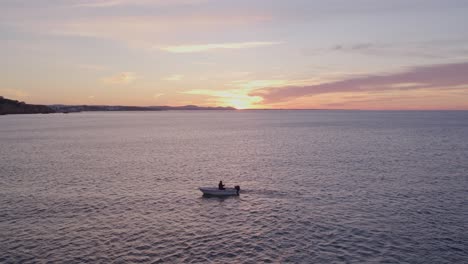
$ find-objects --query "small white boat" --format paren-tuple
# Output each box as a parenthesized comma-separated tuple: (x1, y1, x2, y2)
(199, 186, 240, 196)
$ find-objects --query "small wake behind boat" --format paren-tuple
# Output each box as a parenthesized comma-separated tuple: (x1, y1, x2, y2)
(199, 186, 240, 197)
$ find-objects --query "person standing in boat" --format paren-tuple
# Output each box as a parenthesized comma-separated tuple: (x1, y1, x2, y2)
(218, 181, 225, 190)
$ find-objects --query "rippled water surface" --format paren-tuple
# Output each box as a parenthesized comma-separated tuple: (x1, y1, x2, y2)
(1, 111, 467, 263)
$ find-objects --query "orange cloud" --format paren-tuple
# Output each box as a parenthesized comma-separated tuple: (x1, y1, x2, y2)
(101, 72, 137, 84)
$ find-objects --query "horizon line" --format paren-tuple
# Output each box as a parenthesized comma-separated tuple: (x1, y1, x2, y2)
(2, 96, 468, 111)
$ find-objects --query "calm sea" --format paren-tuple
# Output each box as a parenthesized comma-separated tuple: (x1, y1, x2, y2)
(1, 110, 467, 263)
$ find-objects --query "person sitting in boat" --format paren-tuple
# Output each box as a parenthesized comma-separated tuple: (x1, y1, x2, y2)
(218, 181, 225, 190)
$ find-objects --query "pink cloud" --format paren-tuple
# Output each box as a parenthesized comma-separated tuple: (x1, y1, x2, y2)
(250, 62, 468, 103)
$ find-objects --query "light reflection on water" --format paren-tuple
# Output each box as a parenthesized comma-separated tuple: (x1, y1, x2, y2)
(0, 111, 467, 263)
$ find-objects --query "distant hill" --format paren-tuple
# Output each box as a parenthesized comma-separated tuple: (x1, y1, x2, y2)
(0, 96, 55, 115)
(0, 96, 236, 115)
(49, 104, 236, 113)
(48, 104, 163, 113)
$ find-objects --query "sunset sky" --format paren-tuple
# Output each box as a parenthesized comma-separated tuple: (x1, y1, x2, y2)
(2, 0, 468, 109)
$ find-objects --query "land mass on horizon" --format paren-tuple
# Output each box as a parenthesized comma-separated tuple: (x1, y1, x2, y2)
(0, 96, 236, 115)
(0, 96, 55, 115)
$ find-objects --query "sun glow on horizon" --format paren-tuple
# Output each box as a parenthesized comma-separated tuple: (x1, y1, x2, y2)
(183, 89, 263, 109)
(223, 97, 259, 109)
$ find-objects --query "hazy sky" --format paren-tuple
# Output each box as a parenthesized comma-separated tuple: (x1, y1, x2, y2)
(2, 0, 468, 109)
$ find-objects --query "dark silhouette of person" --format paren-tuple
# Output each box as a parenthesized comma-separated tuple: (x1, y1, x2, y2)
(235, 185, 240, 195)
(218, 181, 225, 190)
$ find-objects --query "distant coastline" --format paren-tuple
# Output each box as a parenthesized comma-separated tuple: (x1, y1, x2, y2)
(0, 96, 235, 115)
(0, 96, 55, 115)
(49, 104, 236, 113)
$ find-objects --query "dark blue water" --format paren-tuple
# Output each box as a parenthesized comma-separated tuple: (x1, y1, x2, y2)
(1, 110, 467, 263)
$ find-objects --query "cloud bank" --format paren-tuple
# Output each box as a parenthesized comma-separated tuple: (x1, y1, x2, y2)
(72, 0, 209, 8)
(160, 41, 280, 53)
(250, 62, 468, 103)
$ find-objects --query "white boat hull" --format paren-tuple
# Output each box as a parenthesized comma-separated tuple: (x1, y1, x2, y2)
(199, 187, 239, 196)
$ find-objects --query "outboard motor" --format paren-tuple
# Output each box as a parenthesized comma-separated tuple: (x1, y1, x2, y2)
(234, 185, 240, 195)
